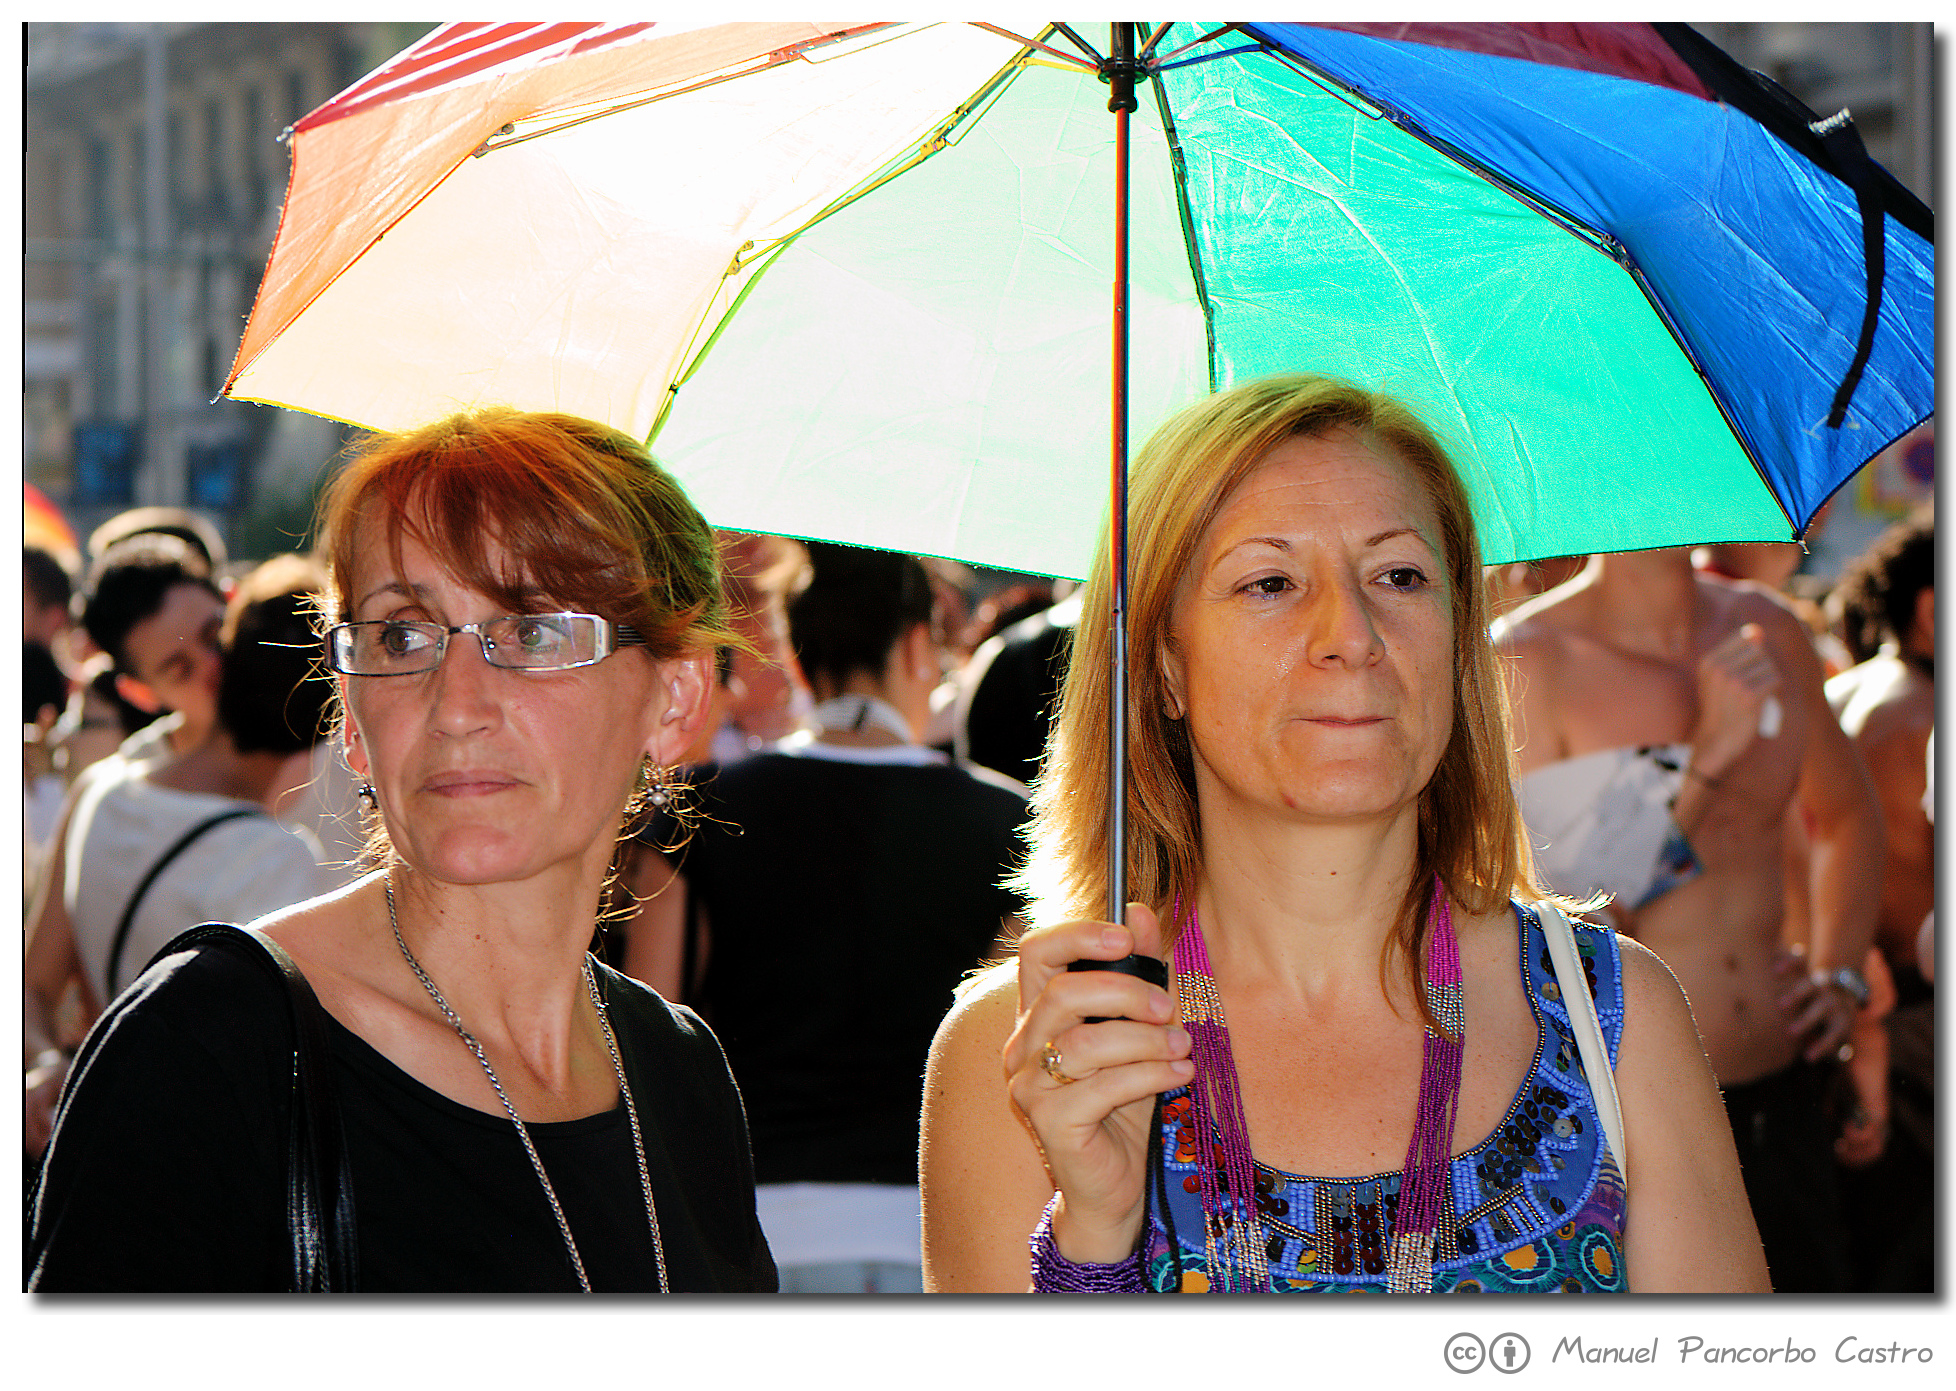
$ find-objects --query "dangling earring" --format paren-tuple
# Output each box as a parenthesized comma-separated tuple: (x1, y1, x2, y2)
(357, 782, 379, 810)
(637, 757, 676, 811)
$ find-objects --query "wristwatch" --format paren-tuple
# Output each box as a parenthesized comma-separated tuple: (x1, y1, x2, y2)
(1813, 965, 1871, 1008)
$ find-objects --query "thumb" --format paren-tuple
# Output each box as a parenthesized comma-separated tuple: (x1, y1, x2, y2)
(1124, 901, 1166, 961)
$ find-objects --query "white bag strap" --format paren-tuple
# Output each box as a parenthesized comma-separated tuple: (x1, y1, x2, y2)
(1535, 899, 1627, 1185)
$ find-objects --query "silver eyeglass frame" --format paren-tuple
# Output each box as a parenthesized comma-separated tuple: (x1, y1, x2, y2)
(326, 613, 647, 676)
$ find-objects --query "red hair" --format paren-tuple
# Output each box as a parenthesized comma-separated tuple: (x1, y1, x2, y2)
(316, 408, 738, 659)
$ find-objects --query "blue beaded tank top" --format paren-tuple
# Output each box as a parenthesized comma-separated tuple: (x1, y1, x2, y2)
(1141, 902, 1627, 1293)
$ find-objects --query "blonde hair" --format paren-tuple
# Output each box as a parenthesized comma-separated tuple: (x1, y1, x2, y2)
(1014, 375, 1541, 1024)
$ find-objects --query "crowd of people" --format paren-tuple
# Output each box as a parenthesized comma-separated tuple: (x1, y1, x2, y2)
(20, 385, 1933, 1295)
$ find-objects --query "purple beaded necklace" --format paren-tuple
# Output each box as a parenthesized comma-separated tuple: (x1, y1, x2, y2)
(1171, 877, 1464, 1293)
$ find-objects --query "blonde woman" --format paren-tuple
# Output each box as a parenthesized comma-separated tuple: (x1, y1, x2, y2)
(921, 376, 1767, 1294)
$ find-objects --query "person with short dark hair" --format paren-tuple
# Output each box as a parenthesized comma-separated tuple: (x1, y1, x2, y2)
(954, 587, 1076, 789)
(23, 545, 75, 649)
(23, 640, 73, 882)
(79, 534, 226, 764)
(622, 540, 1029, 1292)
(1829, 503, 1934, 672)
(24, 547, 82, 895)
(23, 640, 68, 729)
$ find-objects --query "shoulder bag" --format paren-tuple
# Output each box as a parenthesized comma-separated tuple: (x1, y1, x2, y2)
(148, 923, 361, 1291)
(1533, 899, 1628, 1185)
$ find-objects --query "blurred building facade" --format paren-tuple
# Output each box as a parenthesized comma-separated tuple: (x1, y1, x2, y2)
(24, 22, 438, 563)
(1697, 22, 1935, 202)
(22, 22, 1935, 572)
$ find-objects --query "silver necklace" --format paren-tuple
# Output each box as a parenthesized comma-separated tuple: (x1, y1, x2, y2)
(386, 877, 668, 1292)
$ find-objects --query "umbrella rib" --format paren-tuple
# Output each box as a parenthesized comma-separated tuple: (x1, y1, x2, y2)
(1048, 24, 1106, 66)
(1151, 24, 1246, 68)
(1246, 39, 1623, 260)
(1244, 29, 1813, 537)
(969, 23, 1097, 70)
(1615, 256, 1796, 535)
(478, 23, 908, 155)
(727, 53, 1033, 275)
(1151, 76, 1220, 394)
(652, 51, 1038, 444)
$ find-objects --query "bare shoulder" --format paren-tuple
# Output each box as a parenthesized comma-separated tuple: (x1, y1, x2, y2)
(1610, 930, 1771, 1291)
(1491, 581, 1588, 657)
(249, 876, 397, 1025)
(1830, 656, 1932, 740)
(1616, 932, 1684, 1005)
(1698, 571, 1816, 651)
(251, 872, 370, 949)
(935, 959, 1019, 1053)
(1612, 934, 1704, 1061)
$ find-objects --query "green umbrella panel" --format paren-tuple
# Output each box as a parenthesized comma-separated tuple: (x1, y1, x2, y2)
(651, 39, 1772, 579)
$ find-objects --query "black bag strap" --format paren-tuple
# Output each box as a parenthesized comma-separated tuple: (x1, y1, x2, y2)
(148, 923, 361, 1292)
(106, 807, 264, 995)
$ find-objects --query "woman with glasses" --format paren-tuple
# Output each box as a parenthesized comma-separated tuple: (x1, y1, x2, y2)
(28, 410, 778, 1292)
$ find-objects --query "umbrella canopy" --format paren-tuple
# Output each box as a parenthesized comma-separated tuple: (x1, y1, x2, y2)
(227, 21, 1934, 576)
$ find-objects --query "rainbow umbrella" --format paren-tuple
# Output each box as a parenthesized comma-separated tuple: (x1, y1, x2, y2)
(224, 21, 1934, 910)
(225, 20, 1932, 578)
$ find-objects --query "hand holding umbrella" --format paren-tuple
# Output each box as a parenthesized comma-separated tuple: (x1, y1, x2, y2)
(1004, 903, 1187, 1266)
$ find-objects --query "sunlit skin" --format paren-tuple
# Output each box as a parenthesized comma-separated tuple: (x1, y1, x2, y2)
(338, 526, 674, 894)
(1163, 427, 1456, 842)
(922, 420, 1772, 1295)
(234, 518, 710, 1133)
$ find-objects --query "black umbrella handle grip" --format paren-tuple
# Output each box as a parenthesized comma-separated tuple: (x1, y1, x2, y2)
(1067, 953, 1169, 1023)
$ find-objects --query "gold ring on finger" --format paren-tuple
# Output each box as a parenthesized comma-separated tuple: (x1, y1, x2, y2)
(1040, 1041, 1074, 1086)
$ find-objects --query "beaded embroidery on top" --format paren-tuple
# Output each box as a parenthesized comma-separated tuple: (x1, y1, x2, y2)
(1145, 903, 1628, 1293)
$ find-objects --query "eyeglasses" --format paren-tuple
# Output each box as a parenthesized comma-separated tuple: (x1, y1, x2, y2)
(327, 613, 646, 676)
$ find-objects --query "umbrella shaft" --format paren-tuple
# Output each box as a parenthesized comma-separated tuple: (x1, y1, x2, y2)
(1107, 54, 1133, 925)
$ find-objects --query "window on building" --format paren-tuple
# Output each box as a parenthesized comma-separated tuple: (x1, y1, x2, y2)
(205, 97, 225, 225)
(87, 136, 114, 240)
(169, 107, 188, 230)
(244, 84, 265, 219)
(87, 293, 118, 417)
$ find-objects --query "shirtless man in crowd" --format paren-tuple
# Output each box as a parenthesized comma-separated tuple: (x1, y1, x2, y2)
(1823, 506, 1933, 1290)
(1495, 546, 1882, 1293)
(1826, 506, 1934, 982)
